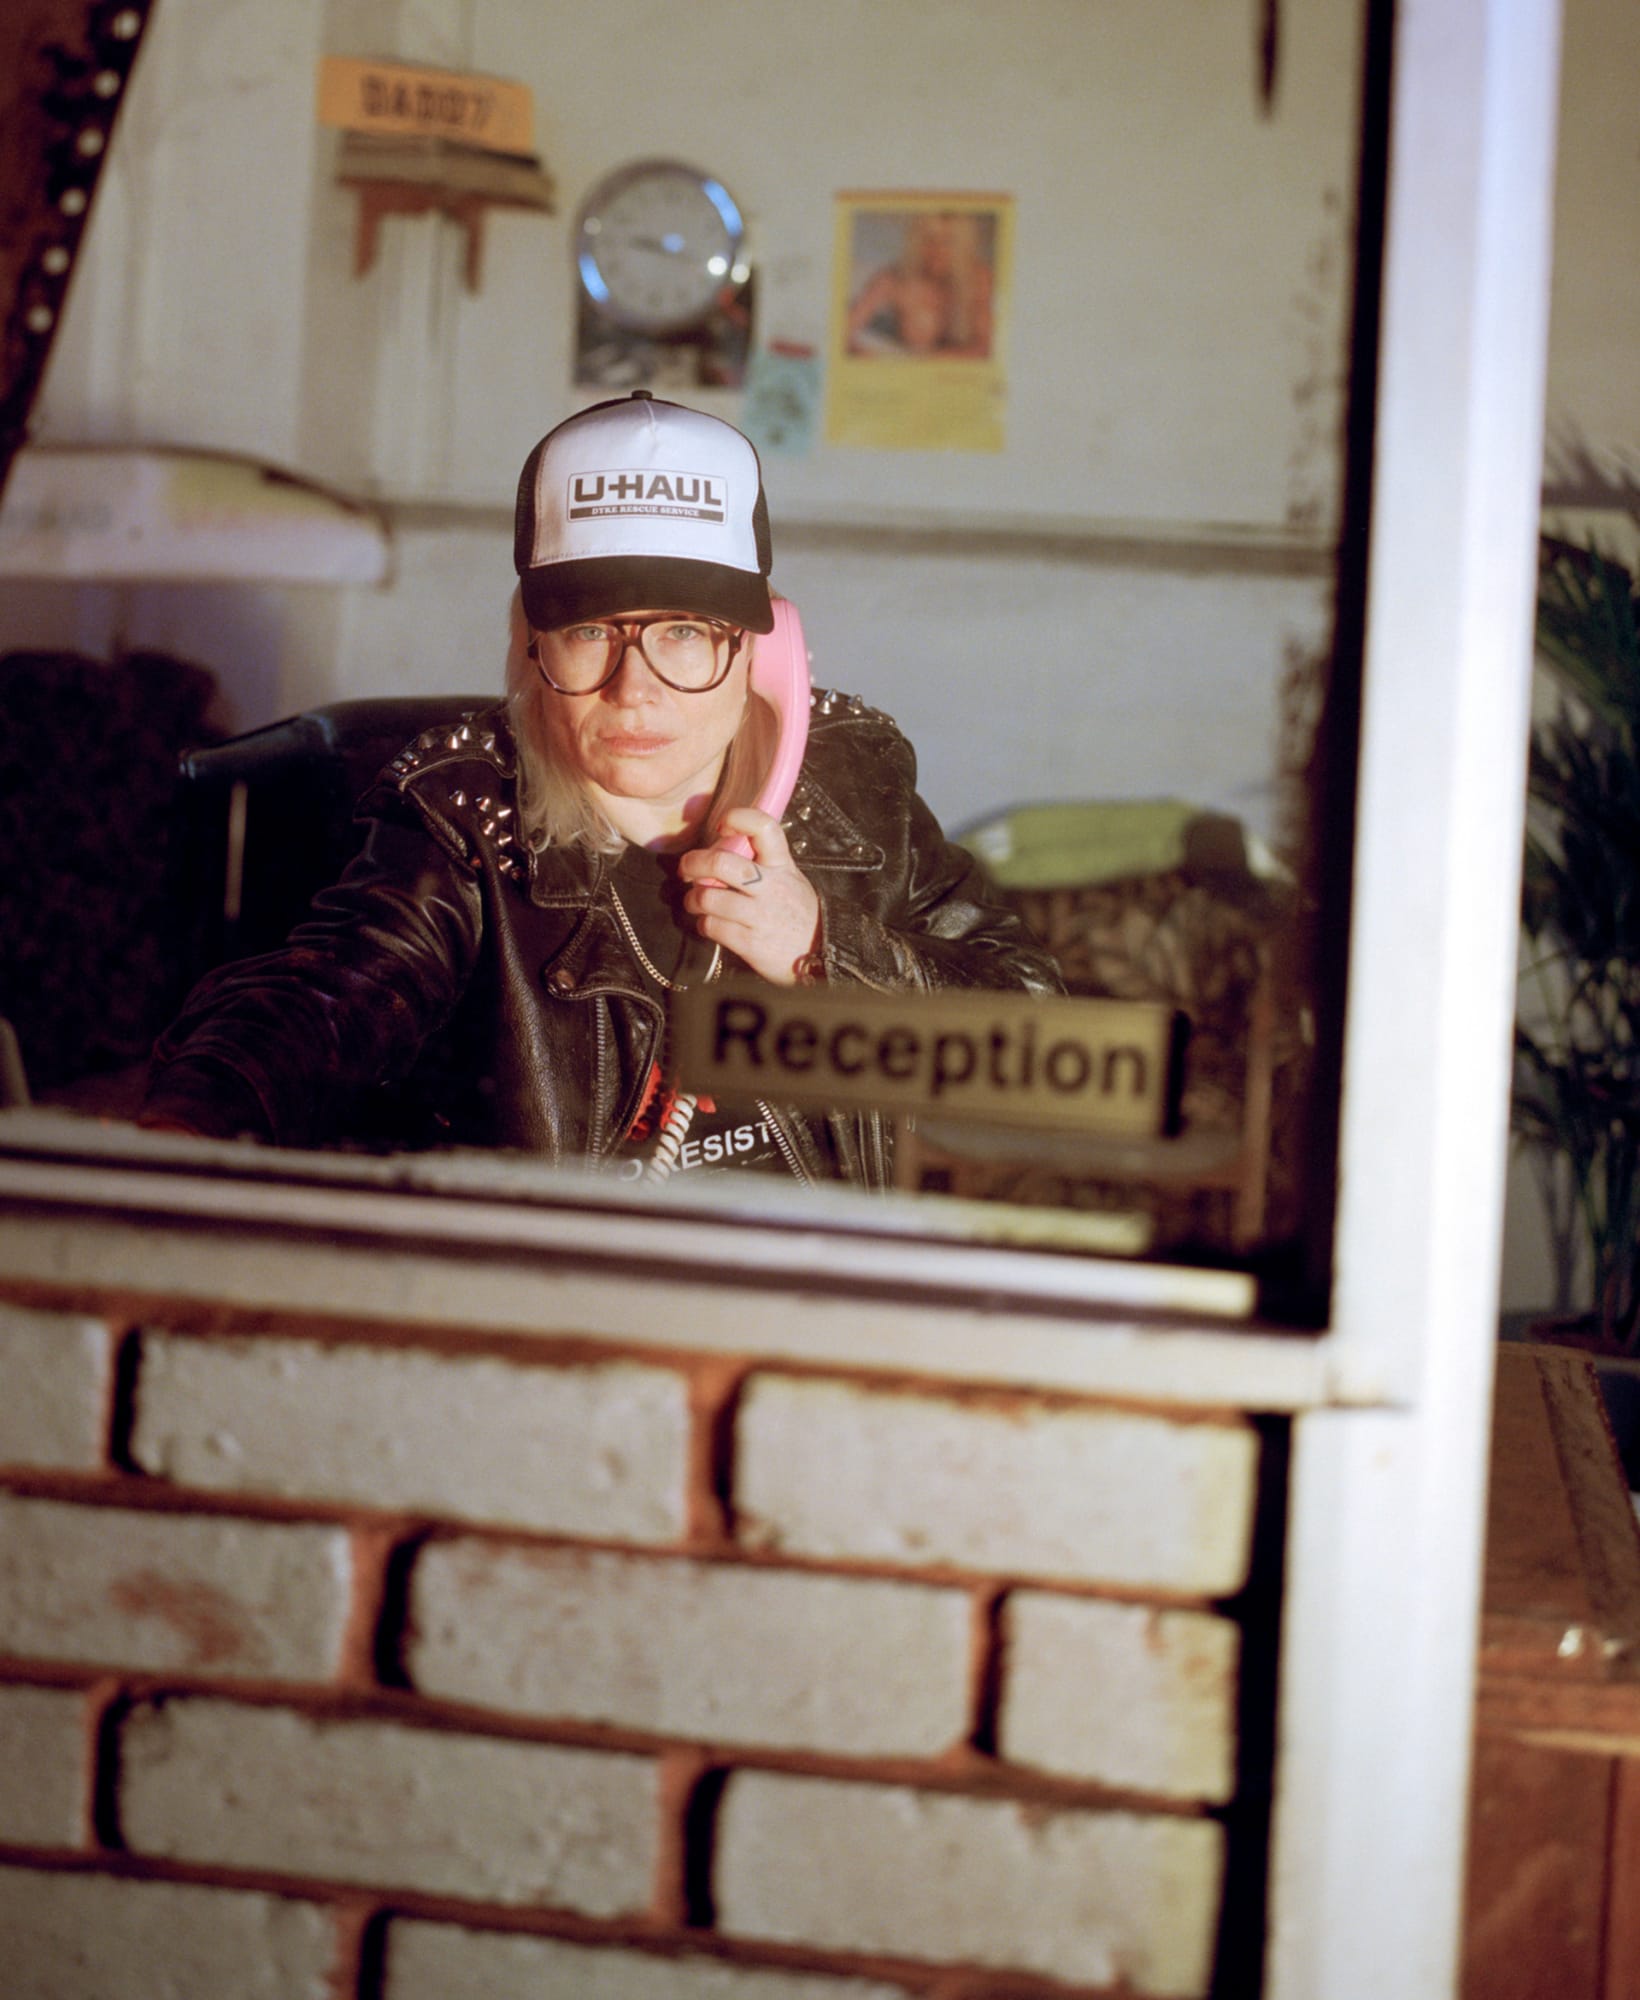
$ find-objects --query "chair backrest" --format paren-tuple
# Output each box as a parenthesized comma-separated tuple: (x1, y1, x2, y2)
(169, 695, 483, 986)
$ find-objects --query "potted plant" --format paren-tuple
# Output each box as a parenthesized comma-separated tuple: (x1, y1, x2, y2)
(1513, 531, 1640, 1351)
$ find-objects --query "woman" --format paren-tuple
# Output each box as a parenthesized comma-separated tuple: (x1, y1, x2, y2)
(142, 394, 1058, 1180)
(844, 212, 995, 359)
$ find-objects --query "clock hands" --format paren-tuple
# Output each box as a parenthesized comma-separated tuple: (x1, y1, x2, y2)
(577, 164, 744, 334)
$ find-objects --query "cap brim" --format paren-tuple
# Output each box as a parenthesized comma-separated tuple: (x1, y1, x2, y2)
(520, 557, 774, 634)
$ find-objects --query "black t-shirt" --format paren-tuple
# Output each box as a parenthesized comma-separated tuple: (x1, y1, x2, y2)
(608, 841, 714, 988)
(609, 843, 796, 1183)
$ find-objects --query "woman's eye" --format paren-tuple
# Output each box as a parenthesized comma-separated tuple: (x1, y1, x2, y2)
(667, 622, 707, 642)
(567, 624, 609, 644)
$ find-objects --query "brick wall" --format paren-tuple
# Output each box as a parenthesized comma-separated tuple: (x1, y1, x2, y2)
(0, 1291, 1272, 2000)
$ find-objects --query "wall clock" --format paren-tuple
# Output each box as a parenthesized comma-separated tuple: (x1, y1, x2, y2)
(574, 159, 745, 336)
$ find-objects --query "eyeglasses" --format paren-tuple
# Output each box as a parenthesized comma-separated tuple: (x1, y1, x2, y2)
(533, 615, 745, 695)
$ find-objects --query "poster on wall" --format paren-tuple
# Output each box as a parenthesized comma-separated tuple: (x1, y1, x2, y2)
(740, 342, 822, 457)
(825, 192, 1012, 452)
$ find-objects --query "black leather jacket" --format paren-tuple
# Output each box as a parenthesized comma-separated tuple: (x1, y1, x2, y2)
(144, 691, 1062, 1183)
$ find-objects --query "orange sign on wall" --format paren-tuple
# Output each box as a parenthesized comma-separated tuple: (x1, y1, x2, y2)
(317, 56, 535, 157)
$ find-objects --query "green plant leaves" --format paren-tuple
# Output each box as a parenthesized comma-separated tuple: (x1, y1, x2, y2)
(1537, 536, 1640, 746)
(1517, 531, 1640, 1348)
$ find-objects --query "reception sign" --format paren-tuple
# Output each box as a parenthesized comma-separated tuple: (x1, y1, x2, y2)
(674, 984, 1178, 1137)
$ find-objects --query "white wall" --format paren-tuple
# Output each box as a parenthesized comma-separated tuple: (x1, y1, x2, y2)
(1541, 0, 1640, 488)
(304, 0, 1363, 531)
(15, 0, 1632, 829)
(13, 0, 1364, 842)
(34, 0, 327, 461)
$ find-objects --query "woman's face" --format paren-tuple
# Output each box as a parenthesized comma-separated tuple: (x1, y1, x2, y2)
(911, 215, 956, 278)
(536, 609, 751, 839)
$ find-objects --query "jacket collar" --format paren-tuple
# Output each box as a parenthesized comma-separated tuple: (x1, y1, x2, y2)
(780, 772, 885, 874)
(532, 857, 654, 1008)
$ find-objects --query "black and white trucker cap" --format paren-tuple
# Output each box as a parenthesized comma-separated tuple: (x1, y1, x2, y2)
(514, 391, 775, 634)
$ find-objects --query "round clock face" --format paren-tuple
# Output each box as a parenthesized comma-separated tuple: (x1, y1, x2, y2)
(575, 160, 745, 335)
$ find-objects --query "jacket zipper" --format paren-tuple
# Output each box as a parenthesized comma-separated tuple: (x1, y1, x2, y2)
(758, 1099, 817, 1187)
(589, 1000, 613, 1160)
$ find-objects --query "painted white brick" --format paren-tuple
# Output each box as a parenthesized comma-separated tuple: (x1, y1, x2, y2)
(735, 1376, 1257, 1593)
(0, 1864, 334, 2000)
(0, 1304, 111, 1469)
(385, 1919, 915, 2000)
(121, 1698, 657, 1915)
(407, 1540, 971, 1756)
(0, 1495, 350, 1679)
(999, 1592, 1239, 1802)
(0, 1685, 86, 1846)
(131, 1333, 688, 1543)
(716, 1772, 1224, 1999)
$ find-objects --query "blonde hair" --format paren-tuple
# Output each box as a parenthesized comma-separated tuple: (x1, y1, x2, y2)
(901, 212, 988, 351)
(939, 212, 988, 352)
(503, 588, 772, 855)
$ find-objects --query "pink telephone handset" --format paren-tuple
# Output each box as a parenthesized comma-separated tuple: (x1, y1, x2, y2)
(715, 595, 811, 860)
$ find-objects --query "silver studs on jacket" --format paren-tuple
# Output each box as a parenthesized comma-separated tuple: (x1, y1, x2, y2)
(388, 717, 502, 777)
(810, 687, 873, 720)
(388, 713, 527, 881)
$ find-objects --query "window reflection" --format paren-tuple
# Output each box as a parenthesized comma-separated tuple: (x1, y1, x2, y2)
(0, 0, 1366, 1275)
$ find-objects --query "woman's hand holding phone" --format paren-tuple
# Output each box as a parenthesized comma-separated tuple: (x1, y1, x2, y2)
(679, 807, 821, 986)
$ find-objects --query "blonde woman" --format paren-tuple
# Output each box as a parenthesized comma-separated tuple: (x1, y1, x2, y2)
(845, 212, 994, 358)
(144, 394, 1056, 1173)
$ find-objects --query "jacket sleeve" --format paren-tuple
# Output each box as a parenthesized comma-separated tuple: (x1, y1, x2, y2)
(809, 718, 1064, 998)
(141, 801, 484, 1148)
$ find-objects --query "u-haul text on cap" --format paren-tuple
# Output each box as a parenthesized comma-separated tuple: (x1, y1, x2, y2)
(673, 983, 1180, 1137)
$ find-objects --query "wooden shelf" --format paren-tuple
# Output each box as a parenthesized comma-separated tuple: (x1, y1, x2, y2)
(336, 134, 555, 292)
